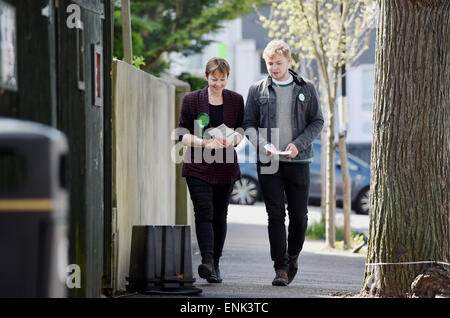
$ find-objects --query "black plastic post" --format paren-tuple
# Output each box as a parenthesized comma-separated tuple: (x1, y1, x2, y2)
(0, 118, 69, 298)
(126, 225, 201, 295)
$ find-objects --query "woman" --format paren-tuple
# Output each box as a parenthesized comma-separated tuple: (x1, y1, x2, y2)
(177, 57, 244, 283)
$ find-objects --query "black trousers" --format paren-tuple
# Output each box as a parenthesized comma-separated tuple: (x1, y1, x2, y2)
(257, 162, 310, 271)
(186, 176, 234, 265)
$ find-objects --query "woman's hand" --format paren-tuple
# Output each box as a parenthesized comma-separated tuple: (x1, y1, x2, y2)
(203, 138, 226, 149)
(224, 137, 235, 148)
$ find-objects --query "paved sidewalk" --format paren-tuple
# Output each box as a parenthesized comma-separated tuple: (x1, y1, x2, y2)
(191, 203, 368, 298)
(191, 227, 366, 298)
(129, 203, 368, 298)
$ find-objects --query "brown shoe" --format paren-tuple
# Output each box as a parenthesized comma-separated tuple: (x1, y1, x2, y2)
(287, 254, 299, 284)
(272, 270, 288, 286)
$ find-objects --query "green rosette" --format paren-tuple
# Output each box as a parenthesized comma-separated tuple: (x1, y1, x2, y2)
(196, 113, 209, 138)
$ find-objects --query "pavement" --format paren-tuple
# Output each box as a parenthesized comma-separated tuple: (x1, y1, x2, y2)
(128, 202, 369, 299)
(192, 203, 368, 298)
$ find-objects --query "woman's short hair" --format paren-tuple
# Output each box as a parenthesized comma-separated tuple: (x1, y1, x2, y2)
(262, 40, 291, 60)
(205, 57, 230, 77)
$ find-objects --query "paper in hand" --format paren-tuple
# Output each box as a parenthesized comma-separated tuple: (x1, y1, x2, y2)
(207, 124, 242, 140)
(264, 144, 292, 156)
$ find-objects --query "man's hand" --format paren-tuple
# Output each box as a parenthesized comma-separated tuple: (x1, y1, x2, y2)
(265, 143, 278, 157)
(282, 143, 298, 158)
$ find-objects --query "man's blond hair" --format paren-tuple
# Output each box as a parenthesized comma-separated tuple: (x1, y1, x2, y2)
(262, 40, 291, 60)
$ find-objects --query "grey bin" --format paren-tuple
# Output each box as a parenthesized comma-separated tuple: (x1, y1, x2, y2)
(0, 118, 69, 298)
(126, 225, 201, 295)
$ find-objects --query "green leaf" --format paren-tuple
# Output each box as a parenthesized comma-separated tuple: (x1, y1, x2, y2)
(114, 0, 266, 75)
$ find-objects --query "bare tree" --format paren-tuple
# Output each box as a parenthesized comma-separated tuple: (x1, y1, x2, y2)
(362, 0, 450, 297)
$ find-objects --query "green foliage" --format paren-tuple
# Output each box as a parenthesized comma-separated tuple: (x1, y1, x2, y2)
(306, 219, 346, 241)
(177, 72, 208, 91)
(132, 56, 146, 69)
(306, 219, 328, 240)
(114, 0, 266, 76)
(334, 232, 367, 254)
(306, 219, 367, 253)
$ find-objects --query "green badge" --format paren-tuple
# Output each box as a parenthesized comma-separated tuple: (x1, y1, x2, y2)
(196, 113, 210, 137)
(298, 93, 305, 102)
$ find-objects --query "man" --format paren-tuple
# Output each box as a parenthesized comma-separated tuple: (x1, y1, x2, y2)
(242, 40, 323, 286)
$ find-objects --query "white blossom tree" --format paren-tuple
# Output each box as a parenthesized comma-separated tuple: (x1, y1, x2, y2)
(259, 0, 376, 247)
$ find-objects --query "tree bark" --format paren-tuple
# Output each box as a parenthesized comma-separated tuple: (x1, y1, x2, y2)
(321, 125, 328, 222)
(338, 133, 352, 248)
(121, 0, 133, 64)
(325, 114, 336, 248)
(362, 0, 450, 297)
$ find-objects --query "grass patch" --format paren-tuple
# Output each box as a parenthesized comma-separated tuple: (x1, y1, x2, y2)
(306, 219, 367, 254)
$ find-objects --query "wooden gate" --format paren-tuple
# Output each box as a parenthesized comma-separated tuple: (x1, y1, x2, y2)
(55, 0, 113, 298)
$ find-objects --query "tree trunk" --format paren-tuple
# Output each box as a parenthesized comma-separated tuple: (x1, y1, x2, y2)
(325, 113, 336, 248)
(362, 0, 450, 297)
(338, 133, 351, 248)
(321, 125, 327, 222)
(121, 0, 133, 64)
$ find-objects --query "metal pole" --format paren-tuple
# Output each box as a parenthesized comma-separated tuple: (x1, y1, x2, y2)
(121, 0, 133, 64)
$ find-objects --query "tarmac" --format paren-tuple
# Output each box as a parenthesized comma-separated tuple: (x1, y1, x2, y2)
(128, 203, 369, 299)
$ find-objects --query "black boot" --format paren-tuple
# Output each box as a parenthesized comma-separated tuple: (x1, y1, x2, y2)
(287, 254, 299, 284)
(272, 270, 288, 286)
(198, 256, 218, 283)
(213, 260, 223, 283)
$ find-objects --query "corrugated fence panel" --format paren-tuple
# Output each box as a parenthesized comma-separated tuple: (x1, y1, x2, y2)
(112, 60, 176, 291)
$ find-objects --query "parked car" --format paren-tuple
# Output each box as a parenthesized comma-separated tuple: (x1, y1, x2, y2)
(231, 139, 371, 215)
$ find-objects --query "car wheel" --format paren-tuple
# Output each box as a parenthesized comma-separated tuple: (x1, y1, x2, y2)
(230, 176, 259, 205)
(355, 187, 370, 215)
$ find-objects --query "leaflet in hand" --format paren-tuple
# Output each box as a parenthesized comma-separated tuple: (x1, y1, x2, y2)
(207, 124, 242, 140)
(264, 144, 292, 155)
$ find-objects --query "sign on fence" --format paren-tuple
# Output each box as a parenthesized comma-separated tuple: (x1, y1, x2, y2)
(0, 0, 17, 91)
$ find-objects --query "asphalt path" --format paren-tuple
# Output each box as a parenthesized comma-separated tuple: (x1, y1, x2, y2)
(190, 203, 369, 298)
(128, 203, 369, 299)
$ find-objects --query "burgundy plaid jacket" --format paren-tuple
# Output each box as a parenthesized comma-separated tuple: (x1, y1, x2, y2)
(177, 87, 244, 185)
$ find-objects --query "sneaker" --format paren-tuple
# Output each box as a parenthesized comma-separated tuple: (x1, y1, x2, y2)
(198, 263, 219, 283)
(287, 254, 299, 284)
(272, 270, 288, 286)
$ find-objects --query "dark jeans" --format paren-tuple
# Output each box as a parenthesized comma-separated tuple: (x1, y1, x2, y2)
(186, 176, 234, 265)
(257, 162, 310, 271)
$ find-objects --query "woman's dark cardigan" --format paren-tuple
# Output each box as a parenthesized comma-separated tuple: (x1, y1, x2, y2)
(177, 87, 244, 185)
